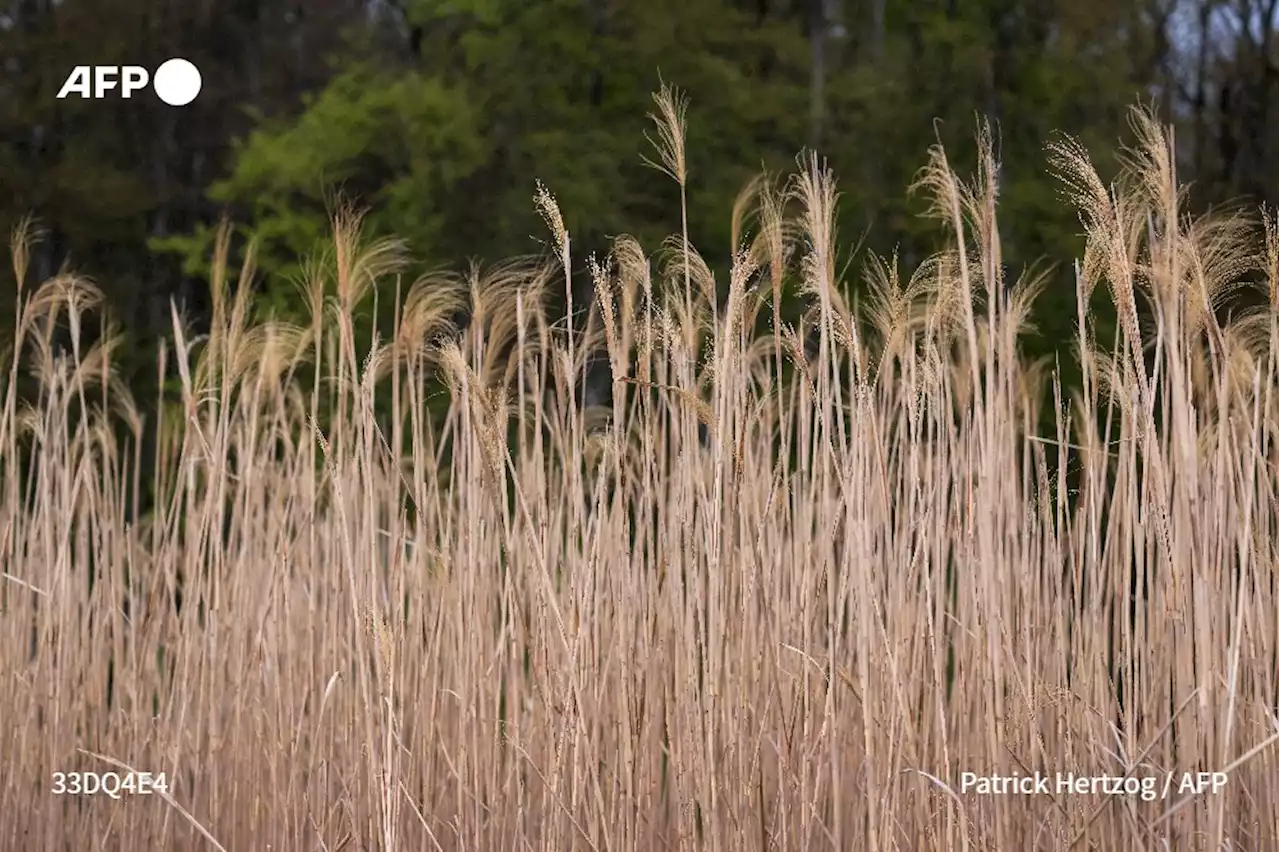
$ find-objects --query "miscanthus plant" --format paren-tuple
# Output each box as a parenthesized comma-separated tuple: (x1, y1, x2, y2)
(0, 94, 1275, 851)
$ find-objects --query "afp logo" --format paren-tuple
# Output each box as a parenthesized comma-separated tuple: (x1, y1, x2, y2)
(56, 58, 202, 106)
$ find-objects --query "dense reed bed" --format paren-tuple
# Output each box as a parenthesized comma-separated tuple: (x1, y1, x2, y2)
(1, 98, 1276, 850)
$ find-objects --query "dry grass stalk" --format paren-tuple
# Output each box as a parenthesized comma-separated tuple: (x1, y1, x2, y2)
(0, 104, 1275, 851)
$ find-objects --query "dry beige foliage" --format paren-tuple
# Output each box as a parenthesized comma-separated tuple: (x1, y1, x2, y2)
(0, 105, 1275, 851)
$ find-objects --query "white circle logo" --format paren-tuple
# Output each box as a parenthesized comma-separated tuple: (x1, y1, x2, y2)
(152, 58, 201, 106)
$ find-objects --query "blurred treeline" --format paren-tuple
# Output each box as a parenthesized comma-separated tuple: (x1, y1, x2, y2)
(1, 0, 1276, 404)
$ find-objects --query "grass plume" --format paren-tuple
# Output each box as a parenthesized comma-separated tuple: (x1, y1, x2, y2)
(0, 103, 1275, 851)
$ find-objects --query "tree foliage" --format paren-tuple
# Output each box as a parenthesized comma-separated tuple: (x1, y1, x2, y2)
(3, 0, 1275, 386)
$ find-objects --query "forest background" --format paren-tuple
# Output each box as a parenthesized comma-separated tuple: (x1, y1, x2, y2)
(2, 0, 1276, 451)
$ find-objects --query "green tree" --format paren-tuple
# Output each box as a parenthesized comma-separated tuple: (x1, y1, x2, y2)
(159, 0, 813, 306)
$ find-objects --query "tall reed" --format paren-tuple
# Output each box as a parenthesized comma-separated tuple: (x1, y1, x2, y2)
(0, 101, 1275, 850)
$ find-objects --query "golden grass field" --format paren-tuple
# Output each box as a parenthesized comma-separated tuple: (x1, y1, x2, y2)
(1, 96, 1276, 849)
